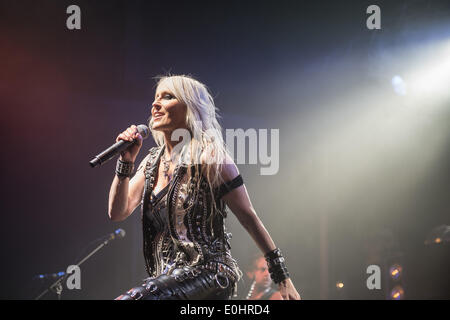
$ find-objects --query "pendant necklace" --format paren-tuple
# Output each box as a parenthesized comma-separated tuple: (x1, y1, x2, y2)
(161, 149, 175, 181)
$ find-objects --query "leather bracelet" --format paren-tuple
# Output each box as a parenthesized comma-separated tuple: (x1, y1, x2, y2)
(264, 248, 290, 284)
(116, 158, 135, 178)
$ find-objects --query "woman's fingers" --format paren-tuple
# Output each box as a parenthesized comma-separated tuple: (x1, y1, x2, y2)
(114, 125, 143, 162)
(126, 129, 134, 140)
(116, 133, 131, 143)
(116, 126, 139, 142)
(128, 125, 143, 141)
(120, 133, 131, 141)
(116, 133, 125, 142)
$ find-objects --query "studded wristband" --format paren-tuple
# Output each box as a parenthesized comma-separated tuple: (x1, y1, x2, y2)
(264, 248, 290, 284)
(116, 159, 135, 178)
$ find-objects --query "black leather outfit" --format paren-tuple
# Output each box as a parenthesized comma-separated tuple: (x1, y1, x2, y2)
(116, 145, 244, 300)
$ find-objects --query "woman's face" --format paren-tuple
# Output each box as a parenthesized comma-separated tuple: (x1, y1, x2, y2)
(151, 83, 187, 132)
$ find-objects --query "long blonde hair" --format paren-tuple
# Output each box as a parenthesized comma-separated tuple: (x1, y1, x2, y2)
(149, 74, 231, 214)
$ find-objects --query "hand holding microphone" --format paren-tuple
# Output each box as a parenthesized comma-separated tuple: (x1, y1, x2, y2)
(115, 124, 145, 163)
(89, 124, 149, 167)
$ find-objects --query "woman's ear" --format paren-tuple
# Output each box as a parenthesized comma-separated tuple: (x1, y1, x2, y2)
(246, 270, 254, 279)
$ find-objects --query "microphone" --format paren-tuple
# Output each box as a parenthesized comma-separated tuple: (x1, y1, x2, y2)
(105, 228, 126, 241)
(89, 124, 150, 167)
(33, 229, 126, 284)
(34, 271, 66, 280)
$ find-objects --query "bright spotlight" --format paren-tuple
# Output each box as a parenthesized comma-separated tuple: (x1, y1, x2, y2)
(336, 281, 344, 290)
(391, 75, 407, 96)
(389, 264, 403, 281)
(390, 286, 405, 300)
(425, 225, 450, 245)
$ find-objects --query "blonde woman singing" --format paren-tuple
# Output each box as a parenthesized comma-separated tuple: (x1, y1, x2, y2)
(109, 75, 300, 300)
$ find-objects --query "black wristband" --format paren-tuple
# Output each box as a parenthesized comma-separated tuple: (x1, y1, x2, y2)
(116, 159, 135, 178)
(264, 248, 290, 284)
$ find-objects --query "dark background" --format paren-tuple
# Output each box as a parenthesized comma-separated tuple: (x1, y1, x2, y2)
(0, 0, 449, 299)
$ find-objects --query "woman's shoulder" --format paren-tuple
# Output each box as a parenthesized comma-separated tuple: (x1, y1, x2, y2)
(199, 151, 239, 179)
(137, 145, 163, 170)
(149, 145, 164, 162)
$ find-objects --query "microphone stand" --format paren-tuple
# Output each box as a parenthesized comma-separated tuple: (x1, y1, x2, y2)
(35, 234, 120, 300)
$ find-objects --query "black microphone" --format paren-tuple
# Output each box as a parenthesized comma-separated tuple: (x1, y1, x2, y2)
(89, 124, 150, 167)
(105, 228, 126, 241)
(34, 271, 66, 280)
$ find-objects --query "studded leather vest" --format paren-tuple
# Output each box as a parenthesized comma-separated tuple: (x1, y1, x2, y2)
(141, 145, 243, 283)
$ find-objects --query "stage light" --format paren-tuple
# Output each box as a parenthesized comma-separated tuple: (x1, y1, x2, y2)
(386, 257, 404, 300)
(405, 40, 450, 100)
(390, 286, 404, 300)
(336, 281, 344, 290)
(425, 225, 450, 245)
(389, 264, 402, 281)
(391, 75, 407, 96)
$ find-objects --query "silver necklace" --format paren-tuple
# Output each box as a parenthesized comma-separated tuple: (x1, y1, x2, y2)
(161, 149, 175, 180)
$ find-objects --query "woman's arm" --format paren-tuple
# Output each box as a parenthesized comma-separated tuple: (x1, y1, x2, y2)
(107, 125, 148, 221)
(220, 155, 301, 300)
(108, 154, 148, 222)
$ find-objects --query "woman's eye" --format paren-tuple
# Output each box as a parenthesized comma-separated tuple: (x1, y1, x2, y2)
(164, 94, 174, 99)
